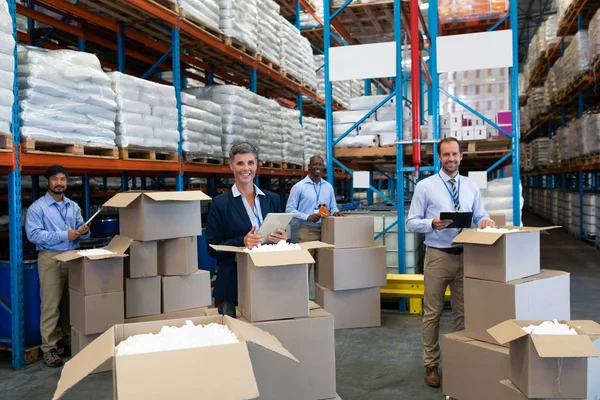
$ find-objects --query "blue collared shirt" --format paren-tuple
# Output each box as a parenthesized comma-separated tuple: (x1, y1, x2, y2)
(232, 184, 265, 233)
(406, 170, 490, 248)
(25, 192, 91, 251)
(286, 176, 339, 226)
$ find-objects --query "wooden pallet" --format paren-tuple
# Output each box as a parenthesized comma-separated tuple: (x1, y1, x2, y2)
(119, 147, 178, 162)
(0, 132, 11, 151)
(153, 0, 178, 13)
(282, 162, 303, 170)
(223, 37, 257, 58)
(285, 72, 303, 86)
(184, 155, 223, 165)
(180, 12, 222, 40)
(0, 344, 42, 365)
(551, 73, 592, 106)
(21, 138, 118, 159)
(557, 0, 600, 36)
(259, 160, 283, 169)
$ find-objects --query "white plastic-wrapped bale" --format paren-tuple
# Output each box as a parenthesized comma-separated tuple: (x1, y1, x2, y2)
(281, 107, 304, 167)
(189, 85, 260, 158)
(220, 0, 258, 52)
(582, 113, 600, 155)
(567, 117, 582, 160)
(257, 0, 281, 65)
(590, 9, 600, 65)
(180, 91, 223, 161)
(108, 72, 178, 151)
(174, 0, 221, 33)
(302, 116, 324, 167)
(300, 36, 318, 90)
(279, 17, 305, 82)
(0, 0, 14, 134)
(19, 46, 116, 147)
(257, 96, 283, 164)
(556, 31, 589, 94)
(548, 135, 561, 166)
(531, 137, 550, 167)
(480, 177, 524, 226)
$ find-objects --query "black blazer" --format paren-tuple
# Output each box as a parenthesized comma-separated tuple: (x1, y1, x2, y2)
(205, 189, 283, 302)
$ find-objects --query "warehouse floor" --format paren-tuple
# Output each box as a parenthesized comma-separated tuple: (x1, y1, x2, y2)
(1, 213, 599, 400)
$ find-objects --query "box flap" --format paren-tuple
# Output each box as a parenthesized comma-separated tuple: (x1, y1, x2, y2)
(487, 320, 529, 344)
(497, 225, 561, 232)
(102, 192, 142, 208)
(452, 230, 504, 245)
(144, 190, 211, 202)
(53, 328, 115, 400)
(309, 300, 321, 310)
(569, 320, 600, 335)
(499, 380, 523, 394)
(248, 250, 315, 267)
(105, 235, 134, 254)
(53, 250, 82, 262)
(299, 241, 335, 250)
(530, 334, 600, 358)
(444, 331, 475, 343)
(209, 244, 245, 253)
(226, 316, 299, 363)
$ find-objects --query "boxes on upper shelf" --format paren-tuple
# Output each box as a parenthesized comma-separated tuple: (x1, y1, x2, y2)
(453, 226, 559, 282)
(125, 241, 157, 278)
(103, 191, 211, 241)
(157, 236, 198, 276)
(125, 276, 161, 318)
(317, 246, 386, 291)
(321, 216, 375, 249)
(161, 270, 211, 313)
(315, 284, 380, 329)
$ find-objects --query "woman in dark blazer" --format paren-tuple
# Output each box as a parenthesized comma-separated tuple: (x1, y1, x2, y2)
(205, 142, 287, 314)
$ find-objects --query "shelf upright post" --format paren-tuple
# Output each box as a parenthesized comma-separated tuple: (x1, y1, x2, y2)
(172, 24, 184, 191)
(578, 171, 583, 240)
(83, 174, 90, 221)
(364, 79, 372, 95)
(509, 0, 521, 226)
(8, 0, 24, 369)
(324, 0, 334, 184)
(118, 22, 125, 72)
(428, 0, 440, 172)
(31, 175, 39, 201)
(27, 2, 34, 45)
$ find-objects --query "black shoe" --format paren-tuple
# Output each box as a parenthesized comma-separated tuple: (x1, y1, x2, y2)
(57, 338, 71, 357)
(218, 301, 236, 318)
(43, 348, 63, 368)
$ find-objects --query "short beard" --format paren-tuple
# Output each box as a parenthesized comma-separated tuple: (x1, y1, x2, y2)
(49, 186, 64, 195)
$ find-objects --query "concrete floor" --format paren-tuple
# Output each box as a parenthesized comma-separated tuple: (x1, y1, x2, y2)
(1, 213, 599, 400)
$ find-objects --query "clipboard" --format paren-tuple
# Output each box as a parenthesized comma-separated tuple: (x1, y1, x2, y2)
(256, 213, 294, 243)
(440, 211, 473, 229)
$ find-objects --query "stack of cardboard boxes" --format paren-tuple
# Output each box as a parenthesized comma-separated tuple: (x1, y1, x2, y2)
(316, 215, 387, 329)
(442, 225, 579, 400)
(208, 240, 340, 400)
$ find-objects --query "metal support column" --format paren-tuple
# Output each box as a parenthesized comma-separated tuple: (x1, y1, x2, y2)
(118, 22, 125, 72)
(83, 174, 90, 221)
(428, 0, 440, 172)
(31, 175, 39, 201)
(510, 0, 521, 226)
(171, 26, 184, 191)
(324, 0, 334, 184)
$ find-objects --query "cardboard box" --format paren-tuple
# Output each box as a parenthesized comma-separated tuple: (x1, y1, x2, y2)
(462, 126, 475, 140)
(315, 284, 380, 329)
(488, 320, 600, 399)
(125, 276, 161, 318)
(125, 307, 207, 324)
(317, 246, 386, 291)
(239, 307, 336, 400)
(53, 316, 299, 400)
(125, 241, 157, 278)
(103, 191, 210, 241)
(500, 379, 600, 400)
(71, 327, 111, 374)
(157, 236, 198, 276)
(56, 235, 133, 295)
(211, 241, 333, 322)
(465, 270, 571, 346)
(69, 289, 124, 335)
(489, 212, 507, 226)
(453, 226, 559, 282)
(442, 331, 510, 400)
(162, 270, 211, 313)
(450, 129, 463, 140)
(441, 128, 451, 138)
(321, 216, 375, 249)
(474, 126, 487, 140)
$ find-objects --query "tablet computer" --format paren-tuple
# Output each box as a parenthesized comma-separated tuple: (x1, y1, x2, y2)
(257, 213, 294, 243)
(440, 211, 473, 229)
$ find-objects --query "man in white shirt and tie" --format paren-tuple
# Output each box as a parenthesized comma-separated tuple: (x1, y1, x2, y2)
(406, 137, 494, 387)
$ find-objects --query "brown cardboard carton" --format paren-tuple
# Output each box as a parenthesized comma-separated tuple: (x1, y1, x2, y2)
(53, 316, 298, 400)
(442, 331, 510, 400)
(55, 235, 133, 295)
(157, 236, 198, 276)
(321, 216, 375, 249)
(204, 301, 321, 318)
(125, 307, 207, 324)
(102, 191, 210, 241)
(161, 270, 211, 313)
(465, 270, 571, 346)
(499, 379, 595, 400)
(488, 320, 600, 399)
(69, 289, 124, 335)
(453, 226, 560, 282)
(234, 307, 336, 400)
(125, 276, 161, 318)
(71, 327, 111, 374)
(315, 284, 380, 329)
(210, 241, 333, 322)
(489, 212, 507, 226)
(125, 241, 157, 278)
(317, 246, 387, 291)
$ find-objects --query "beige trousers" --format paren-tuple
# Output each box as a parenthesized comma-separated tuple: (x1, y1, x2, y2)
(298, 224, 322, 277)
(422, 247, 464, 367)
(38, 250, 70, 353)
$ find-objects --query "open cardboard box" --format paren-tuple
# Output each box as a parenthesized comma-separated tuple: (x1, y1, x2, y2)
(53, 316, 298, 400)
(453, 226, 560, 282)
(103, 191, 211, 241)
(54, 235, 134, 295)
(488, 320, 600, 399)
(210, 241, 333, 322)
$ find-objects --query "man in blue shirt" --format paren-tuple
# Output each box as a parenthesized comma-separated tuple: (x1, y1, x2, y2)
(286, 155, 342, 279)
(406, 137, 494, 387)
(25, 165, 91, 367)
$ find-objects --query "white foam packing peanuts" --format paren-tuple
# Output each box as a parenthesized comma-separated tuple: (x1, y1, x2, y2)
(108, 71, 178, 151)
(476, 227, 521, 233)
(115, 320, 239, 356)
(243, 240, 301, 252)
(77, 249, 116, 257)
(219, 0, 258, 52)
(18, 46, 117, 146)
(522, 319, 578, 335)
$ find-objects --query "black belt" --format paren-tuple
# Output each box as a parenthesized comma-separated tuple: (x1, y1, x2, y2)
(428, 246, 463, 255)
